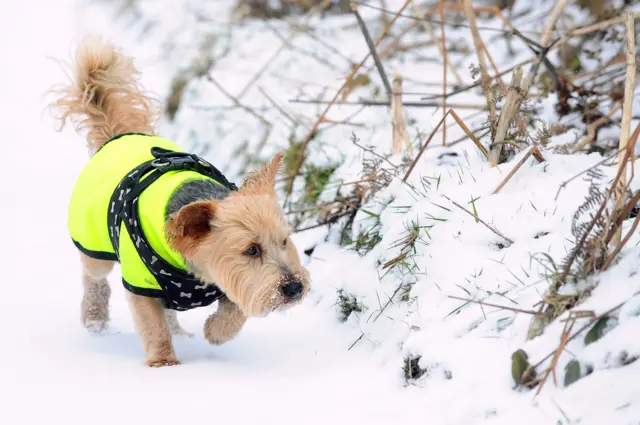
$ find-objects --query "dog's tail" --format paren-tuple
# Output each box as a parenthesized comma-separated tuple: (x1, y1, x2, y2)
(49, 37, 159, 154)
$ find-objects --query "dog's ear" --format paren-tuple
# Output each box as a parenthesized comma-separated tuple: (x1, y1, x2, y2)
(165, 200, 217, 259)
(241, 152, 284, 197)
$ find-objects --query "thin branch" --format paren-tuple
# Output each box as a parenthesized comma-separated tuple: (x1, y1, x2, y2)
(402, 109, 489, 182)
(288, 98, 491, 109)
(352, 3, 393, 97)
(440, 0, 447, 146)
(461, 0, 497, 137)
(568, 11, 640, 37)
(493, 145, 544, 194)
(402, 108, 489, 181)
(351, 132, 398, 169)
(554, 150, 619, 201)
(448, 295, 542, 316)
(602, 194, 640, 271)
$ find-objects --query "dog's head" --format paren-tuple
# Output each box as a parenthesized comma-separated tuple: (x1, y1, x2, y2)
(165, 153, 310, 317)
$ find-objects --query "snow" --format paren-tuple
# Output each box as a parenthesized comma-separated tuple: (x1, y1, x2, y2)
(2, 0, 640, 424)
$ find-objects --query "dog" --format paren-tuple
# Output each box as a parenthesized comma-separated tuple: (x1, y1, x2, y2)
(48, 37, 310, 367)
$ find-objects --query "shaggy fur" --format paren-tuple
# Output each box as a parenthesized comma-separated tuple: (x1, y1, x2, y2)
(50, 37, 310, 367)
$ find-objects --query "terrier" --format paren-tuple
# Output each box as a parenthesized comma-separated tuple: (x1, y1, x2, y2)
(49, 37, 310, 367)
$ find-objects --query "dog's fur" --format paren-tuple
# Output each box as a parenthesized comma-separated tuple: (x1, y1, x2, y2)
(49, 37, 310, 367)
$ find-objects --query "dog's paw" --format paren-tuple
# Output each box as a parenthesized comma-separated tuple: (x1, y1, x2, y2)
(204, 315, 240, 345)
(84, 319, 108, 333)
(205, 333, 232, 346)
(146, 358, 181, 368)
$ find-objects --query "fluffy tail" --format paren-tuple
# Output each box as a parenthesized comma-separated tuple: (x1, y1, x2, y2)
(49, 37, 159, 154)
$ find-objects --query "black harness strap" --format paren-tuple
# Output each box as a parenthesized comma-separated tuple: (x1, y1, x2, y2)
(107, 146, 238, 311)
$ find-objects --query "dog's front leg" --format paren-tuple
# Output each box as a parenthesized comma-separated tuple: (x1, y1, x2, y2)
(204, 297, 247, 345)
(127, 292, 180, 367)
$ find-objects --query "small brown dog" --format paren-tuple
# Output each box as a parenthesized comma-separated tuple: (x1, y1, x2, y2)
(49, 37, 310, 367)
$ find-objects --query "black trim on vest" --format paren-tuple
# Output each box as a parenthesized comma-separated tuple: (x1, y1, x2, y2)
(107, 145, 238, 311)
(122, 278, 165, 299)
(96, 132, 152, 154)
(72, 238, 119, 261)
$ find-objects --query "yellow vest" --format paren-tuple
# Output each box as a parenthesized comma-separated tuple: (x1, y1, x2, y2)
(68, 133, 221, 296)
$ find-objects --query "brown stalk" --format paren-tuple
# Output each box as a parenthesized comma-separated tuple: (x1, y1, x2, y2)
(460, 0, 497, 137)
(571, 103, 622, 153)
(493, 145, 544, 194)
(611, 12, 637, 247)
(411, 2, 463, 85)
(534, 310, 577, 396)
(391, 72, 412, 155)
(539, 0, 567, 47)
(489, 67, 524, 165)
(440, 0, 447, 146)
(403, 108, 489, 182)
(568, 12, 640, 37)
(602, 200, 640, 271)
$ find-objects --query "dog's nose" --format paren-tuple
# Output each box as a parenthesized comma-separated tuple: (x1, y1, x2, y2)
(281, 281, 303, 300)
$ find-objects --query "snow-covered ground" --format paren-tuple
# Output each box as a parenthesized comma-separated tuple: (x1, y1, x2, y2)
(2, 0, 640, 424)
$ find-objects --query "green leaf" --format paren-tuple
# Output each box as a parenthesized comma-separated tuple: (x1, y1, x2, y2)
(584, 317, 617, 345)
(564, 360, 581, 387)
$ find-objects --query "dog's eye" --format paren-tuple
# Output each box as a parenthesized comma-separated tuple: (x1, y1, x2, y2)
(282, 238, 287, 248)
(243, 244, 261, 257)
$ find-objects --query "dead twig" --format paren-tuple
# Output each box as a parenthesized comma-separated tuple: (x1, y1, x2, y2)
(461, 0, 497, 138)
(489, 67, 523, 165)
(447, 295, 542, 316)
(442, 194, 515, 246)
(403, 108, 488, 181)
(391, 72, 412, 154)
(493, 145, 544, 194)
(352, 3, 393, 97)
(534, 309, 578, 396)
(412, 2, 463, 85)
(351, 132, 398, 169)
(554, 150, 619, 201)
(439, 1, 448, 146)
(539, 0, 567, 48)
(568, 12, 640, 38)
(571, 103, 622, 153)
(288, 98, 491, 109)
(602, 197, 640, 271)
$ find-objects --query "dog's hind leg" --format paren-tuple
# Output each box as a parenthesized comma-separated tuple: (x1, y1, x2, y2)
(164, 309, 194, 338)
(127, 293, 179, 367)
(80, 252, 114, 333)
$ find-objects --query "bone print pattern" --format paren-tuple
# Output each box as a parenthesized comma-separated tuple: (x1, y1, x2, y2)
(106, 148, 228, 311)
